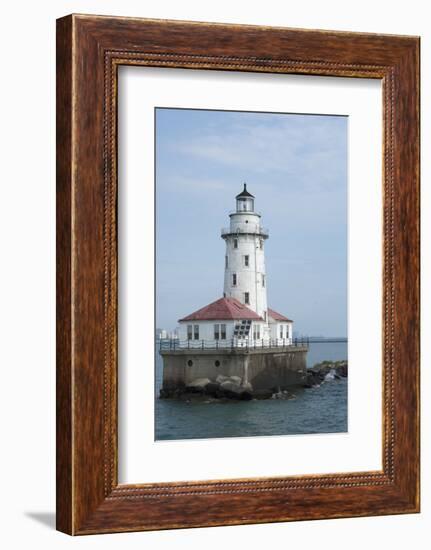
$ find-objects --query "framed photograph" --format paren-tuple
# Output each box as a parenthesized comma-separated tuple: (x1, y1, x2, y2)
(56, 14, 420, 534)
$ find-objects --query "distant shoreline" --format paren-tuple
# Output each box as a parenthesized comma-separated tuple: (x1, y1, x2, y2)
(298, 337, 347, 343)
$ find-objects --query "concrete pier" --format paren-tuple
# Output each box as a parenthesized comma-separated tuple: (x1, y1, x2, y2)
(160, 345, 308, 393)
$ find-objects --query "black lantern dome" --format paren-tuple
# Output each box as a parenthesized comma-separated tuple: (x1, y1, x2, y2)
(236, 183, 254, 199)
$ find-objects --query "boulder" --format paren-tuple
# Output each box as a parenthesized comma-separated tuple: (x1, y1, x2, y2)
(229, 376, 242, 385)
(216, 374, 230, 384)
(219, 381, 253, 400)
(271, 391, 284, 399)
(303, 371, 322, 388)
(242, 382, 253, 393)
(338, 363, 348, 377)
(310, 368, 325, 379)
(220, 380, 244, 397)
(204, 382, 220, 397)
(253, 389, 273, 399)
(304, 360, 348, 387)
(186, 377, 211, 393)
(324, 369, 336, 381)
(240, 390, 253, 401)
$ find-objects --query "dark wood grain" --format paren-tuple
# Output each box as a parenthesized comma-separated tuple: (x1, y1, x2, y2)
(56, 14, 420, 535)
(56, 15, 73, 535)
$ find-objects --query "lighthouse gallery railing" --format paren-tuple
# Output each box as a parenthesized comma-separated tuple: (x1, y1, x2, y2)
(221, 225, 269, 238)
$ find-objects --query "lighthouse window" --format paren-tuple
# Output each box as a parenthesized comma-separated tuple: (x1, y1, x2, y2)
(193, 325, 199, 340)
(232, 273, 237, 286)
(187, 325, 193, 340)
(214, 323, 227, 340)
(244, 292, 250, 305)
(225, 255, 228, 268)
(233, 238, 238, 249)
(244, 255, 249, 267)
(253, 324, 261, 340)
(262, 274, 265, 287)
(259, 239, 263, 249)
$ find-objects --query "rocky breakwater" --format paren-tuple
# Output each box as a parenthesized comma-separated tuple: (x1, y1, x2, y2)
(303, 360, 348, 388)
(159, 374, 274, 401)
(159, 361, 348, 401)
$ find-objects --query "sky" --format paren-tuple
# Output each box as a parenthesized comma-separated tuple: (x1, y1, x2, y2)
(155, 108, 347, 337)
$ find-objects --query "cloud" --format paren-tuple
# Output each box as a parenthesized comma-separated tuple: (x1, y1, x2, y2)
(168, 113, 347, 192)
(160, 174, 231, 193)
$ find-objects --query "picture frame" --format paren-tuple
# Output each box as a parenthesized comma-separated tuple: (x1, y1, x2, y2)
(56, 14, 420, 535)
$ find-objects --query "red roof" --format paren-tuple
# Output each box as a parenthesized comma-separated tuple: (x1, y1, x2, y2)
(179, 297, 263, 322)
(268, 308, 292, 322)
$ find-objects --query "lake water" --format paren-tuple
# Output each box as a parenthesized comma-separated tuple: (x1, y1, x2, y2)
(155, 341, 347, 440)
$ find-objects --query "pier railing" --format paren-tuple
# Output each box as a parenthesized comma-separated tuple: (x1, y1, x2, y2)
(159, 337, 310, 352)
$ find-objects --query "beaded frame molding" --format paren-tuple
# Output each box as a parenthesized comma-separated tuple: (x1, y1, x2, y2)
(56, 14, 420, 535)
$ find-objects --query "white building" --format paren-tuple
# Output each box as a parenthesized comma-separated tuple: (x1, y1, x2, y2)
(177, 184, 293, 348)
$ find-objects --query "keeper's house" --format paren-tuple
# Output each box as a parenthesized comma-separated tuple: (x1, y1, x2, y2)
(178, 297, 293, 348)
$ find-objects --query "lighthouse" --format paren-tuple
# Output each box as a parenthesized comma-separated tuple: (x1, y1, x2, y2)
(160, 183, 308, 396)
(222, 184, 269, 325)
(175, 183, 294, 346)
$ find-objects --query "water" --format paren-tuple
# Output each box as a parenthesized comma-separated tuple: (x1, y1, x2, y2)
(155, 342, 347, 441)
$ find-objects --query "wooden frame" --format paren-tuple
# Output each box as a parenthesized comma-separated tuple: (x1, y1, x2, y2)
(56, 14, 420, 535)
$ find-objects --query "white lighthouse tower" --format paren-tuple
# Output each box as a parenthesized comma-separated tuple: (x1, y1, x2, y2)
(222, 184, 269, 322)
